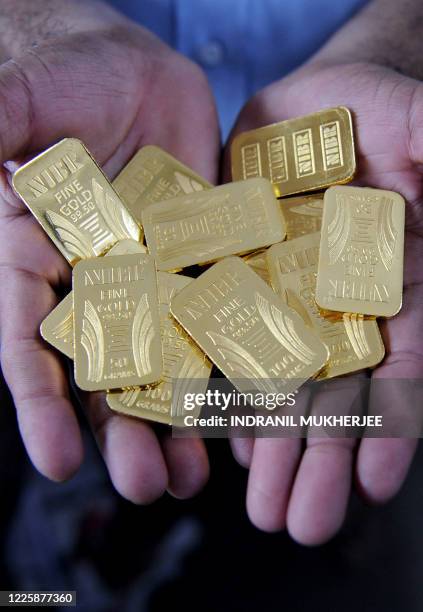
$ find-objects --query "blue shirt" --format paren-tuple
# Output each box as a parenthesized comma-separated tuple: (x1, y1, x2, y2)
(106, 0, 368, 138)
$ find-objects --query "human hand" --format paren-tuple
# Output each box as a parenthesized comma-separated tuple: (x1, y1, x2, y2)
(223, 61, 423, 544)
(0, 0, 220, 501)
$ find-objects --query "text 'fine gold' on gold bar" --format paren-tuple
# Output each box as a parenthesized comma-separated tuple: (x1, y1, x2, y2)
(170, 256, 328, 398)
(12, 138, 142, 266)
(315, 186, 405, 317)
(73, 253, 162, 391)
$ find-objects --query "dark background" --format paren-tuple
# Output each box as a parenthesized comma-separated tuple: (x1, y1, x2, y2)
(1, 373, 422, 612)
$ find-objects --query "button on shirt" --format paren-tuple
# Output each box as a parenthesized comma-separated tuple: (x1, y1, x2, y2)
(106, 0, 368, 138)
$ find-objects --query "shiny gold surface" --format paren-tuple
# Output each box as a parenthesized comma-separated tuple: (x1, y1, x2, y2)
(113, 145, 212, 223)
(73, 253, 162, 391)
(170, 256, 328, 397)
(142, 178, 286, 270)
(243, 249, 272, 285)
(231, 107, 356, 197)
(107, 272, 212, 425)
(315, 186, 405, 317)
(280, 194, 324, 240)
(40, 241, 146, 358)
(12, 138, 142, 265)
(267, 233, 385, 378)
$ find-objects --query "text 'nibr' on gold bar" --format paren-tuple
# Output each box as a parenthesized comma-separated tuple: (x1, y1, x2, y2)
(267, 233, 385, 378)
(107, 272, 212, 426)
(280, 193, 324, 240)
(113, 145, 212, 223)
(141, 178, 286, 271)
(73, 253, 162, 392)
(12, 138, 142, 266)
(231, 107, 356, 198)
(315, 186, 405, 318)
(170, 256, 328, 398)
(40, 240, 147, 359)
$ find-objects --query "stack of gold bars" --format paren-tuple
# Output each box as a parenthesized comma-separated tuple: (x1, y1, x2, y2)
(12, 107, 405, 425)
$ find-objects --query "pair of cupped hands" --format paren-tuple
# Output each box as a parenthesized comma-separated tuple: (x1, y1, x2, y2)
(0, 0, 422, 545)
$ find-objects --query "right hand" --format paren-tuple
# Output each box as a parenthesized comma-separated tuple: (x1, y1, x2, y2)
(0, 0, 220, 502)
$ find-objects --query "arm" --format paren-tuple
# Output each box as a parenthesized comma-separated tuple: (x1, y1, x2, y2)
(226, 0, 423, 544)
(0, 0, 219, 500)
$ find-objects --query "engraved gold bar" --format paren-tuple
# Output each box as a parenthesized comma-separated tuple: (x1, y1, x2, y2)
(106, 272, 212, 426)
(231, 107, 356, 197)
(40, 240, 147, 358)
(142, 178, 286, 271)
(170, 256, 328, 398)
(280, 193, 324, 240)
(113, 145, 212, 223)
(12, 138, 142, 266)
(315, 186, 405, 317)
(267, 233, 385, 378)
(73, 252, 162, 391)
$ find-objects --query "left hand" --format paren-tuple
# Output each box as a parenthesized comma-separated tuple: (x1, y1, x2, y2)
(223, 61, 423, 544)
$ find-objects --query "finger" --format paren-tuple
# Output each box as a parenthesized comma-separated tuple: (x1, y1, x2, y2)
(0, 269, 83, 481)
(287, 376, 365, 545)
(81, 391, 168, 504)
(161, 435, 210, 499)
(246, 388, 310, 532)
(229, 437, 254, 468)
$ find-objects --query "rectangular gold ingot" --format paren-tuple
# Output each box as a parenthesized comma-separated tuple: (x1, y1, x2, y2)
(12, 138, 142, 266)
(142, 178, 286, 270)
(170, 257, 328, 397)
(113, 145, 212, 223)
(315, 186, 405, 317)
(267, 233, 385, 378)
(243, 249, 271, 285)
(231, 107, 356, 197)
(107, 272, 212, 425)
(40, 240, 146, 358)
(73, 252, 162, 391)
(280, 194, 324, 240)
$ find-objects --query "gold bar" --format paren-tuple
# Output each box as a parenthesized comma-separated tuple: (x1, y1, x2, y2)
(267, 233, 385, 378)
(243, 249, 271, 285)
(315, 186, 405, 317)
(12, 138, 142, 266)
(113, 145, 212, 223)
(73, 252, 162, 391)
(142, 178, 286, 271)
(170, 256, 328, 397)
(280, 193, 324, 240)
(107, 272, 212, 425)
(40, 241, 146, 358)
(231, 107, 356, 197)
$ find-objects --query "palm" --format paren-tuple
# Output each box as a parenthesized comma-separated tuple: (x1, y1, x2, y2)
(0, 16, 219, 501)
(227, 62, 423, 543)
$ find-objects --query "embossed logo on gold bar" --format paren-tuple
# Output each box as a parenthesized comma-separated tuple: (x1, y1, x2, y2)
(170, 257, 328, 398)
(267, 233, 385, 378)
(13, 139, 142, 265)
(73, 252, 162, 391)
(280, 194, 324, 240)
(142, 179, 286, 271)
(231, 107, 356, 197)
(315, 186, 405, 317)
(113, 145, 211, 222)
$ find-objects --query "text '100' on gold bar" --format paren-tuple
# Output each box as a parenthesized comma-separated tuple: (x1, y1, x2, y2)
(142, 178, 286, 271)
(315, 186, 405, 318)
(170, 257, 328, 398)
(231, 107, 356, 197)
(73, 253, 162, 391)
(12, 138, 142, 266)
(267, 233, 385, 378)
(113, 145, 212, 222)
